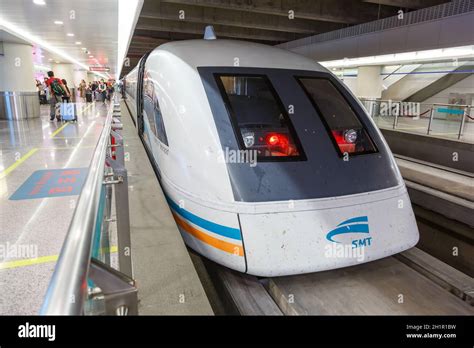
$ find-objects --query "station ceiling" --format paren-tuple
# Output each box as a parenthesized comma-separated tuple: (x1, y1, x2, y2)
(0, 0, 119, 78)
(121, 0, 450, 77)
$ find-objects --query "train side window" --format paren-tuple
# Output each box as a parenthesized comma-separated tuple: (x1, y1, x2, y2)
(144, 78, 168, 146)
(215, 74, 305, 161)
(296, 77, 377, 156)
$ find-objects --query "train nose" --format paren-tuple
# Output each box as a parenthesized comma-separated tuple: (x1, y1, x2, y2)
(239, 187, 419, 277)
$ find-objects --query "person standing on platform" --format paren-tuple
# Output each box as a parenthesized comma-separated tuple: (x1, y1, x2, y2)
(45, 71, 69, 121)
(98, 79, 107, 104)
(91, 80, 98, 101)
(106, 80, 114, 102)
(78, 79, 87, 102)
(85, 82, 93, 103)
(43, 77, 50, 101)
(61, 79, 72, 103)
(36, 79, 47, 104)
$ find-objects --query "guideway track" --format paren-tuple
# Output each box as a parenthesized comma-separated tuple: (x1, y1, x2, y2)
(202, 247, 474, 315)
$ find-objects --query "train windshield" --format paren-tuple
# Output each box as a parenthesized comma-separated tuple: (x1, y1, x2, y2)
(297, 77, 377, 156)
(216, 74, 305, 161)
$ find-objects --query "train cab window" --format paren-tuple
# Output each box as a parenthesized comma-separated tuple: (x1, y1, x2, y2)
(144, 78, 168, 146)
(216, 74, 305, 161)
(297, 77, 377, 156)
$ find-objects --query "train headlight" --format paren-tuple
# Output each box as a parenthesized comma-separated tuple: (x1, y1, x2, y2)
(344, 129, 358, 143)
(242, 132, 255, 148)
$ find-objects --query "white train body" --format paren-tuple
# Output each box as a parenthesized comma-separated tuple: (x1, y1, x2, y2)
(124, 39, 419, 277)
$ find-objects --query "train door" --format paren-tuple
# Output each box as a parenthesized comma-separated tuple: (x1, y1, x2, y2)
(136, 51, 151, 135)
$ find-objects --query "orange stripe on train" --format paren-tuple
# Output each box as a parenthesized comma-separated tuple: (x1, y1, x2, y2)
(171, 211, 244, 257)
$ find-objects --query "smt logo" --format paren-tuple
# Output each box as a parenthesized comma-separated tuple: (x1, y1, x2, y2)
(18, 322, 56, 341)
(326, 216, 372, 248)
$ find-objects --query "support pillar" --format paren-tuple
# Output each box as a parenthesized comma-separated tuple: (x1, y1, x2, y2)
(53, 63, 75, 102)
(356, 66, 383, 99)
(0, 42, 40, 120)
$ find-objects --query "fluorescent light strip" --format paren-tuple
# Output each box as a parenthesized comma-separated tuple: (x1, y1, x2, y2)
(117, 0, 144, 77)
(34, 64, 52, 71)
(0, 17, 108, 79)
(320, 45, 474, 68)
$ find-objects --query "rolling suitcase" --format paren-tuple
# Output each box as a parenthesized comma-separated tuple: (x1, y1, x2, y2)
(60, 102, 77, 122)
(86, 92, 92, 103)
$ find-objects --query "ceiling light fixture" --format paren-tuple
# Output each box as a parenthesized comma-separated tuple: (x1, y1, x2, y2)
(34, 64, 52, 71)
(33, 0, 46, 5)
(320, 45, 474, 68)
(54, 20, 63, 25)
(66, 33, 74, 37)
(75, 41, 82, 45)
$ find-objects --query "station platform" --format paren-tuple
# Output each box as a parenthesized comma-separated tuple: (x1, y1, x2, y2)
(0, 102, 108, 314)
(0, 101, 212, 315)
(119, 101, 212, 315)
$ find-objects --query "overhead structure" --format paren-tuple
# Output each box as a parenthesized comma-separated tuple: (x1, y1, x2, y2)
(121, 0, 449, 77)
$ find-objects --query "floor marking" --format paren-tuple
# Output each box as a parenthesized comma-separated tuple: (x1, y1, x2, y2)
(0, 245, 118, 270)
(49, 121, 71, 138)
(0, 102, 105, 180)
(0, 148, 39, 180)
(9, 168, 89, 200)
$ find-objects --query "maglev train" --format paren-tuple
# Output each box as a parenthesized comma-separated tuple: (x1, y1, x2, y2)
(123, 38, 419, 277)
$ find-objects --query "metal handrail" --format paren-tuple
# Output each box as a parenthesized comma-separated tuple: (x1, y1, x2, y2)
(360, 98, 472, 141)
(40, 101, 115, 315)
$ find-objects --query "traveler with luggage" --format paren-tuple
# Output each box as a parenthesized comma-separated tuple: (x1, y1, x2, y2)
(59, 79, 78, 122)
(45, 71, 69, 121)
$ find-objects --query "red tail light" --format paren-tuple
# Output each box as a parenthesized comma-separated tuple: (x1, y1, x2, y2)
(265, 133, 288, 147)
(264, 132, 296, 156)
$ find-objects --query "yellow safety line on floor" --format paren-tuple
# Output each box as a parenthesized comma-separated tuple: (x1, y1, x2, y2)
(49, 121, 71, 138)
(0, 148, 39, 180)
(0, 103, 98, 179)
(0, 245, 118, 270)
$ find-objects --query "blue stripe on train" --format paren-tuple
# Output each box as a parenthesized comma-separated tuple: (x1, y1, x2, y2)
(165, 197, 242, 241)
